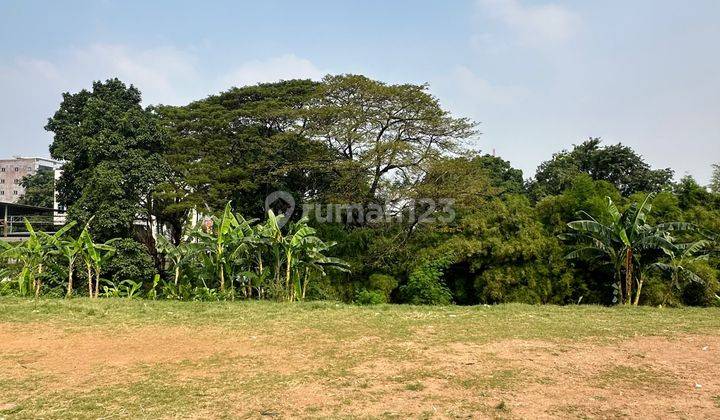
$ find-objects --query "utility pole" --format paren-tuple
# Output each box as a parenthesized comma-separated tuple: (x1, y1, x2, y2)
(2, 203, 7, 238)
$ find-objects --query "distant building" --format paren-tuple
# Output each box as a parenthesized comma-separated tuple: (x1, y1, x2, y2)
(0, 157, 62, 204)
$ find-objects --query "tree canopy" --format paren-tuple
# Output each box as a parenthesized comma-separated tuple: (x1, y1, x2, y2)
(308, 74, 477, 205)
(154, 79, 338, 221)
(47, 78, 168, 241)
(530, 138, 673, 199)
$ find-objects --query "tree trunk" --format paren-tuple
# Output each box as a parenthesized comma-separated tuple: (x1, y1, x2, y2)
(230, 274, 235, 301)
(94, 268, 100, 298)
(274, 253, 281, 288)
(87, 264, 93, 298)
(625, 248, 633, 305)
(633, 275, 643, 306)
(174, 265, 180, 286)
(35, 264, 43, 298)
(302, 268, 309, 300)
(219, 264, 225, 292)
(615, 267, 624, 305)
(285, 253, 292, 301)
(66, 261, 74, 298)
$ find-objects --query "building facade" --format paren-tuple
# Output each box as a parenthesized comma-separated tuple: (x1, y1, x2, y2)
(0, 157, 61, 204)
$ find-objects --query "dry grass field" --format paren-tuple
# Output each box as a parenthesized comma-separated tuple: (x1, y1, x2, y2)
(1, 298, 719, 418)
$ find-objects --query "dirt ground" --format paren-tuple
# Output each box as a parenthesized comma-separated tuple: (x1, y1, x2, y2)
(1, 322, 718, 419)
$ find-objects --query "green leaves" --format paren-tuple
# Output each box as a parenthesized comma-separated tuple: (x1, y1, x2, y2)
(562, 194, 692, 304)
(48, 78, 169, 241)
(176, 203, 348, 301)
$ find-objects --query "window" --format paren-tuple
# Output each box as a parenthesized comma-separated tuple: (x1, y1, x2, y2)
(13, 179, 19, 184)
(14, 167, 19, 172)
(0, 179, 4, 184)
(13, 190, 18, 195)
(0, 191, 4, 195)
(1, 167, 5, 172)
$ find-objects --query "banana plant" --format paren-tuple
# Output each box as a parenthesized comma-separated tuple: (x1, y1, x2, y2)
(294, 237, 350, 300)
(562, 194, 682, 305)
(268, 213, 350, 301)
(191, 202, 241, 293)
(650, 239, 710, 305)
(156, 235, 197, 286)
(54, 221, 82, 297)
(228, 216, 262, 298)
(80, 228, 116, 298)
(1, 220, 75, 297)
(256, 210, 286, 297)
(283, 218, 317, 301)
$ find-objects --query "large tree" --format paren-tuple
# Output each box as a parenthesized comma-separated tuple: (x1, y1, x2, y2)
(47, 78, 168, 241)
(155, 79, 339, 230)
(530, 138, 673, 199)
(308, 74, 477, 206)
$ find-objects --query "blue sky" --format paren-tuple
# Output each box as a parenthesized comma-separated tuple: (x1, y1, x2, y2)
(1, 0, 718, 182)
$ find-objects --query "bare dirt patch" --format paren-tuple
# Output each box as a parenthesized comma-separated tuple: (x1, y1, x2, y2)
(0, 323, 319, 389)
(1, 321, 718, 418)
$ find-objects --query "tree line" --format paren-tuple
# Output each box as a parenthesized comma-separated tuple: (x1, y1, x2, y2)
(4, 76, 720, 306)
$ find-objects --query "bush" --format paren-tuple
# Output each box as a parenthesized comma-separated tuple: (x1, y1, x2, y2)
(367, 273, 398, 301)
(355, 289, 387, 305)
(399, 264, 452, 305)
(104, 239, 156, 285)
(639, 275, 677, 306)
(681, 261, 720, 307)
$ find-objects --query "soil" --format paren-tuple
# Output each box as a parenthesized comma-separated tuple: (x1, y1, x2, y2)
(1, 323, 718, 418)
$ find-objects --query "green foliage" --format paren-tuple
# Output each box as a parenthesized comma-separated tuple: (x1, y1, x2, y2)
(399, 260, 453, 305)
(18, 76, 720, 307)
(674, 176, 717, 210)
(17, 168, 55, 208)
(536, 174, 622, 233)
(102, 279, 143, 299)
(679, 260, 719, 307)
(562, 194, 700, 305)
(355, 289, 387, 305)
(0, 219, 120, 298)
(47, 78, 169, 241)
(309, 74, 477, 205)
(530, 138, 673, 199)
(154, 80, 336, 220)
(157, 204, 351, 302)
(711, 164, 720, 194)
(474, 154, 525, 195)
(367, 274, 399, 301)
(103, 238, 156, 285)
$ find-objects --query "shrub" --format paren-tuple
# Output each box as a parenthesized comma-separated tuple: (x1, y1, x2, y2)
(104, 239, 156, 285)
(681, 261, 720, 306)
(638, 275, 678, 306)
(399, 264, 452, 305)
(367, 273, 398, 301)
(355, 289, 387, 305)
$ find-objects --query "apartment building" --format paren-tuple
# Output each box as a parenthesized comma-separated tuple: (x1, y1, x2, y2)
(0, 157, 61, 204)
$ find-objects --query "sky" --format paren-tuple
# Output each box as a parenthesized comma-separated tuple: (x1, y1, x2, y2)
(1, 0, 718, 183)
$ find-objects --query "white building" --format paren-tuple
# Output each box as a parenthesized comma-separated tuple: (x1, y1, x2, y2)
(0, 157, 62, 205)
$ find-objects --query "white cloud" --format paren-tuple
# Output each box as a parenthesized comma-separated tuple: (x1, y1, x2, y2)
(68, 44, 203, 105)
(477, 0, 581, 46)
(450, 66, 527, 107)
(0, 44, 325, 158)
(432, 66, 527, 119)
(3, 44, 326, 107)
(219, 54, 326, 88)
